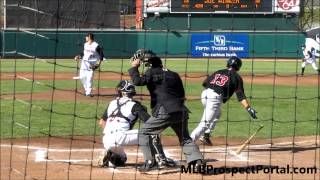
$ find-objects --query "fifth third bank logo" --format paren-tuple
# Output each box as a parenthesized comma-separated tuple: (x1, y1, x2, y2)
(214, 35, 225, 46)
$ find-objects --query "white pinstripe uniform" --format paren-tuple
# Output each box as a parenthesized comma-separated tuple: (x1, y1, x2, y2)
(302, 47, 318, 71)
(102, 97, 140, 159)
(80, 41, 101, 96)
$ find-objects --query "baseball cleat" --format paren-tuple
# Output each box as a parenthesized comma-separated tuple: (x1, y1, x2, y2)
(139, 160, 179, 175)
(199, 133, 213, 146)
(187, 159, 207, 174)
(158, 157, 177, 168)
(97, 151, 109, 167)
(138, 160, 158, 173)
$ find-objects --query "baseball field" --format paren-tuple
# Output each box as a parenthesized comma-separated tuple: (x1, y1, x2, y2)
(1, 58, 319, 179)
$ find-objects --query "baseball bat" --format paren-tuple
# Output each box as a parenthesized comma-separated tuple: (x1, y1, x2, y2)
(235, 125, 264, 155)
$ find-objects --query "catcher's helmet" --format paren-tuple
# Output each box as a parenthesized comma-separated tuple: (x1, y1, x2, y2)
(116, 80, 136, 96)
(226, 56, 242, 71)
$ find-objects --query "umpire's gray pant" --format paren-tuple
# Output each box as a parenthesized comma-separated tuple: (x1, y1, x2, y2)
(139, 106, 203, 163)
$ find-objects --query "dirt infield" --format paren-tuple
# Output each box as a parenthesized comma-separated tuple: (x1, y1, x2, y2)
(1, 136, 319, 180)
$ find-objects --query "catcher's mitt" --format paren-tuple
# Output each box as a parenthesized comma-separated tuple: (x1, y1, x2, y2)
(90, 64, 100, 70)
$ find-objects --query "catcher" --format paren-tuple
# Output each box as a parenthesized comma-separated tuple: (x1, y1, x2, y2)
(98, 80, 175, 168)
(74, 33, 104, 97)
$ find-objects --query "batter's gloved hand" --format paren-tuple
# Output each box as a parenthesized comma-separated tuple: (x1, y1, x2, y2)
(90, 64, 100, 71)
(247, 107, 258, 119)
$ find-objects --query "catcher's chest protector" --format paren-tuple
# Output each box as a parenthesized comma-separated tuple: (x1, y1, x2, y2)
(104, 97, 137, 133)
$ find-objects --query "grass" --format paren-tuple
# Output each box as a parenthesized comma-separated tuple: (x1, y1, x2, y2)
(1, 59, 319, 139)
(0, 80, 122, 94)
(1, 92, 319, 138)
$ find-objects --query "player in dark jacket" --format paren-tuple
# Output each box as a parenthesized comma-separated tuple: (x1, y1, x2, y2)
(190, 56, 258, 145)
(128, 50, 204, 172)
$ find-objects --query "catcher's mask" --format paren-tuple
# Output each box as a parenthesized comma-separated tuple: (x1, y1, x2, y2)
(133, 49, 160, 67)
(116, 80, 136, 97)
(226, 56, 242, 71)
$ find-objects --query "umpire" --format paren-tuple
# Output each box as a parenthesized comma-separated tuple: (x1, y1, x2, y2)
(128, 50, 204, 172)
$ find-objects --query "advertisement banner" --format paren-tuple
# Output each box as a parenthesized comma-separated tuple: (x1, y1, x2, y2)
(275, 0, 300, 13)
(144, 0, 169, 13)
(191, 34, 249, 58)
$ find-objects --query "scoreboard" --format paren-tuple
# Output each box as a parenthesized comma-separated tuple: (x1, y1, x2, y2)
(171, 0, 273, 14)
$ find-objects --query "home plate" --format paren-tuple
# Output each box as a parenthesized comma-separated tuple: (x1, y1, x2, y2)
(73, 76, 80, 80)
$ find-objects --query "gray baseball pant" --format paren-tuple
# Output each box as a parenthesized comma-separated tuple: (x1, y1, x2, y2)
(139, 106, 203, 163)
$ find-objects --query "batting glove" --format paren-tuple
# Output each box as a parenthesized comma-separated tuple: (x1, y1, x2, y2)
(247, 107, 258, 119)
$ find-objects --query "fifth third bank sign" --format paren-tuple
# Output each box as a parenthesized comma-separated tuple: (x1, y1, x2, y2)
(191, 34, 249, 58)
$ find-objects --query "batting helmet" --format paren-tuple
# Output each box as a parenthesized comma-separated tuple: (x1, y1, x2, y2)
(116, 80, 136, 96)
(226, 56, 242, 71)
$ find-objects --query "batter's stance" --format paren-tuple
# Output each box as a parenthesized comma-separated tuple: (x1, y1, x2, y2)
(191, 56, 258, 145)
(98, 80, 171, 167)
(74, 33, 104, 96)
(129, 50, 204, 172)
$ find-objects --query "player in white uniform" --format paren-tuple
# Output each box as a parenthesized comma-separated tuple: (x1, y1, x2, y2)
(74, 33, 104, 96)
(301, 46, 319, 75)
(98, 80, 174, 167)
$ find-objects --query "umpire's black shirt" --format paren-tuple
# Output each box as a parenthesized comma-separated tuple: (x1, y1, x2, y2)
(128, 67, 185, 114)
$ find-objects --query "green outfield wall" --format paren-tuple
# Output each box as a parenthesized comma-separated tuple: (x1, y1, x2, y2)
(143, 14, 300, 31)
(1, 30, 305, 58)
